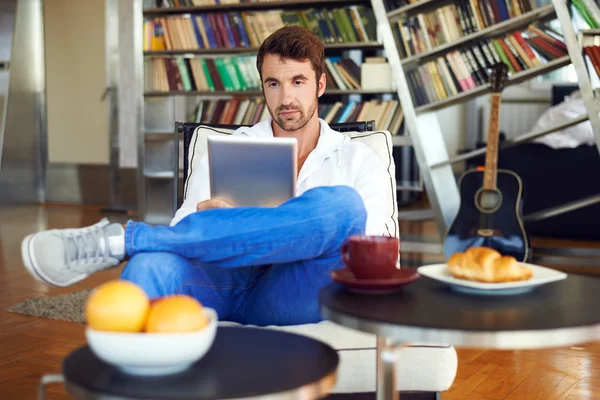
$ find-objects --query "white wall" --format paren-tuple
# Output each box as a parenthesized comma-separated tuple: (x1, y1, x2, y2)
(44, 0, 108, 164)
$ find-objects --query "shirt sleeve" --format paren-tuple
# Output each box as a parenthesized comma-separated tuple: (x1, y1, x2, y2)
(353, 151, 396, 237)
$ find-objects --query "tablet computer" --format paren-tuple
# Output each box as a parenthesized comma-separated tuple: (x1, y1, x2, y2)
(207, 135, 298, 207)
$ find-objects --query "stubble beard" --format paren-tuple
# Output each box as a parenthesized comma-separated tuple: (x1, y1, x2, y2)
(269, 96, 318, 132)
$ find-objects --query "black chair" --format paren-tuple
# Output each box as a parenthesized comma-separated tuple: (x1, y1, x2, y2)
(173, 120, 376, 209)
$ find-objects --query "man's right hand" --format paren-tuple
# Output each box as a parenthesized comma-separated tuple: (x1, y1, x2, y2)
(196, 198, 233, 211)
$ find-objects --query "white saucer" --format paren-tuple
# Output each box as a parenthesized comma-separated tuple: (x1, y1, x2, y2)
(417, 263, 567, 296)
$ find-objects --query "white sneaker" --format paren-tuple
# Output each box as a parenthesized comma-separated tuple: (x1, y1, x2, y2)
(21, 218, 126, 287)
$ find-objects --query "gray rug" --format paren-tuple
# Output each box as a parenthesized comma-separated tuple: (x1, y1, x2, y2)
(8, 290, 91, 324)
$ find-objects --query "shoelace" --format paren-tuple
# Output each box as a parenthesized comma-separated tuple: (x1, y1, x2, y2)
(64, 226, 110, 269)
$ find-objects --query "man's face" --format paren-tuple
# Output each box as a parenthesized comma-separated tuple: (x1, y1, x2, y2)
(261, 54, 326, 132)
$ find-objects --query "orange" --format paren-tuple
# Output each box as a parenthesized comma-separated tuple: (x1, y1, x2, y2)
(145, 295, 209, 333)
(85, 280, 150, 333)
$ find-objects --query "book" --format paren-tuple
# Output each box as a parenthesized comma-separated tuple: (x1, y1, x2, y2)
(402, 27, 568, 107)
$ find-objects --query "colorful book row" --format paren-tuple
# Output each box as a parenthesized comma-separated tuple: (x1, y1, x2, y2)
(383, 0, 550, 14)
(147, 0, 294, 9)
(405, 25, 567, 106)
(395, 0, 543, 58)
(318, 99, 404, 132)
(192, 98, 270, 125)
(584, 44, 600, 77)
(570, 0, 600, 28)
(190, 98, 404, 134)
(145, 55, 261, 92)
(146, 54, 366, 92)
(324, 58, 361, 90)
(143, 7, 376, 51)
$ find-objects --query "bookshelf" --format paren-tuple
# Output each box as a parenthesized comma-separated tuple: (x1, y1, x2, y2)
(398, 4, 557, 65)
(369, 0, 600, 237)
(415, 55, 571, 112)
(137, 0, 412, 223)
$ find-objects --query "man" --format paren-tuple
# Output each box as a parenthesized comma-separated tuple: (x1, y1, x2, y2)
(21, 26, 392, 326)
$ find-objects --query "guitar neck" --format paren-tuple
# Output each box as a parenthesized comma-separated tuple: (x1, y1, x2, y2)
(484, 93, 501, 191)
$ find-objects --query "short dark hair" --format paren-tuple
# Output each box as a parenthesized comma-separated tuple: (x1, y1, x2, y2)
(256, 25, 325, 82)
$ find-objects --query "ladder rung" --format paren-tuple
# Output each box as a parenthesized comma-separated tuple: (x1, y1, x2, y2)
(430, 114, 590, 169)
(396, 181, 423, 192)
(523, 194, 600, 223)
(530, 254, 600, 267)
(392, 135, 412, 146)
(531, 245, 600, 259)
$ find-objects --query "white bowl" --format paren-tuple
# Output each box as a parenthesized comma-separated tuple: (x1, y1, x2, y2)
(85, 307, 218, 376)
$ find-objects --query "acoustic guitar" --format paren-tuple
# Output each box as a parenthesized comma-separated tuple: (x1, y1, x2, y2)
(444, 63, 530, 262)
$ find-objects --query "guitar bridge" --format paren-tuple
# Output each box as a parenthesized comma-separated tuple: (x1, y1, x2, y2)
(477, 229, 495, 237)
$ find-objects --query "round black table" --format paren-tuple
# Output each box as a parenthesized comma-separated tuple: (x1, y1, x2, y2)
(319, 273, 600, 400)
(41, 327, 339, 400)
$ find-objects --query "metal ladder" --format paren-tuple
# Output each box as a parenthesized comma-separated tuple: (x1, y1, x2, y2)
(370, 0, 600, 240)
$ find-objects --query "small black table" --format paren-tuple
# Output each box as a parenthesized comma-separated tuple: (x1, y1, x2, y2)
(319, 273, 600, 400)
(41, 327, 339, 400)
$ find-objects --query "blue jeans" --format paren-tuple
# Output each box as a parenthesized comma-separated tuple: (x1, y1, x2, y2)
(120, 186, 366, 326)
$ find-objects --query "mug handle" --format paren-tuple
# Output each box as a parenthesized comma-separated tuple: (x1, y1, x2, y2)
(341, 242, 350, 265)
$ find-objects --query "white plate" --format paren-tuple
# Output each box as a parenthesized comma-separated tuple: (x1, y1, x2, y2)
(417, 263, 567, 296)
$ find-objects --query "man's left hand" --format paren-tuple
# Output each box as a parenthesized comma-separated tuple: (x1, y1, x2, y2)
(196, 198, 233, 211)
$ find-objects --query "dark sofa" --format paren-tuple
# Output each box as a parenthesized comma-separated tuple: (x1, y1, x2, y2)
(468, 85, 600, 241)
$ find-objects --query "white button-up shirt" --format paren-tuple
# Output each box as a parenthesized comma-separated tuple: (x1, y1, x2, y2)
(171, 118, 393, 236)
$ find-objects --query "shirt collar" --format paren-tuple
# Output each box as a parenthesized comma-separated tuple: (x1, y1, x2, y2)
(236, 116, 349, 165)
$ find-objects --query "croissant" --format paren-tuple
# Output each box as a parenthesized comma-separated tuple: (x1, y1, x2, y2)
(447, 247, 532, 283)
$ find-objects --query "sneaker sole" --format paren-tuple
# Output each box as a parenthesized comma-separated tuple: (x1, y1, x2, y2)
(21, 233, 58, 286)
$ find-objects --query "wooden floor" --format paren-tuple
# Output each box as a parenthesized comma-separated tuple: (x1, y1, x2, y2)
(0, 204, 599, 399)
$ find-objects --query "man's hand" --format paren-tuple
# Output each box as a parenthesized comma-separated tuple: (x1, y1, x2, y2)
(196, 198, 233, 211)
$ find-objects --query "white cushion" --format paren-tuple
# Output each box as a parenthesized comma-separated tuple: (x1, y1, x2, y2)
(183, 126, 237, 200)
(185, 125, 399, 238)
(218, 321, 458, 393)
(335, 347, 457, 393)
(343, 130, 399, 238)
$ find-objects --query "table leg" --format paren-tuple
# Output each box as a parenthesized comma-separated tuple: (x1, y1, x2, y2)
(38, 374, 64, 400)
(376, 336, 399, 400)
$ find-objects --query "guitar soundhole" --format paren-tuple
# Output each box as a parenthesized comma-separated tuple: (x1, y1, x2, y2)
(475, 189, 502, 213)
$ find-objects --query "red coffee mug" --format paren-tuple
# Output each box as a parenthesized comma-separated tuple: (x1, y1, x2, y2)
(341, 234, 399, 280)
